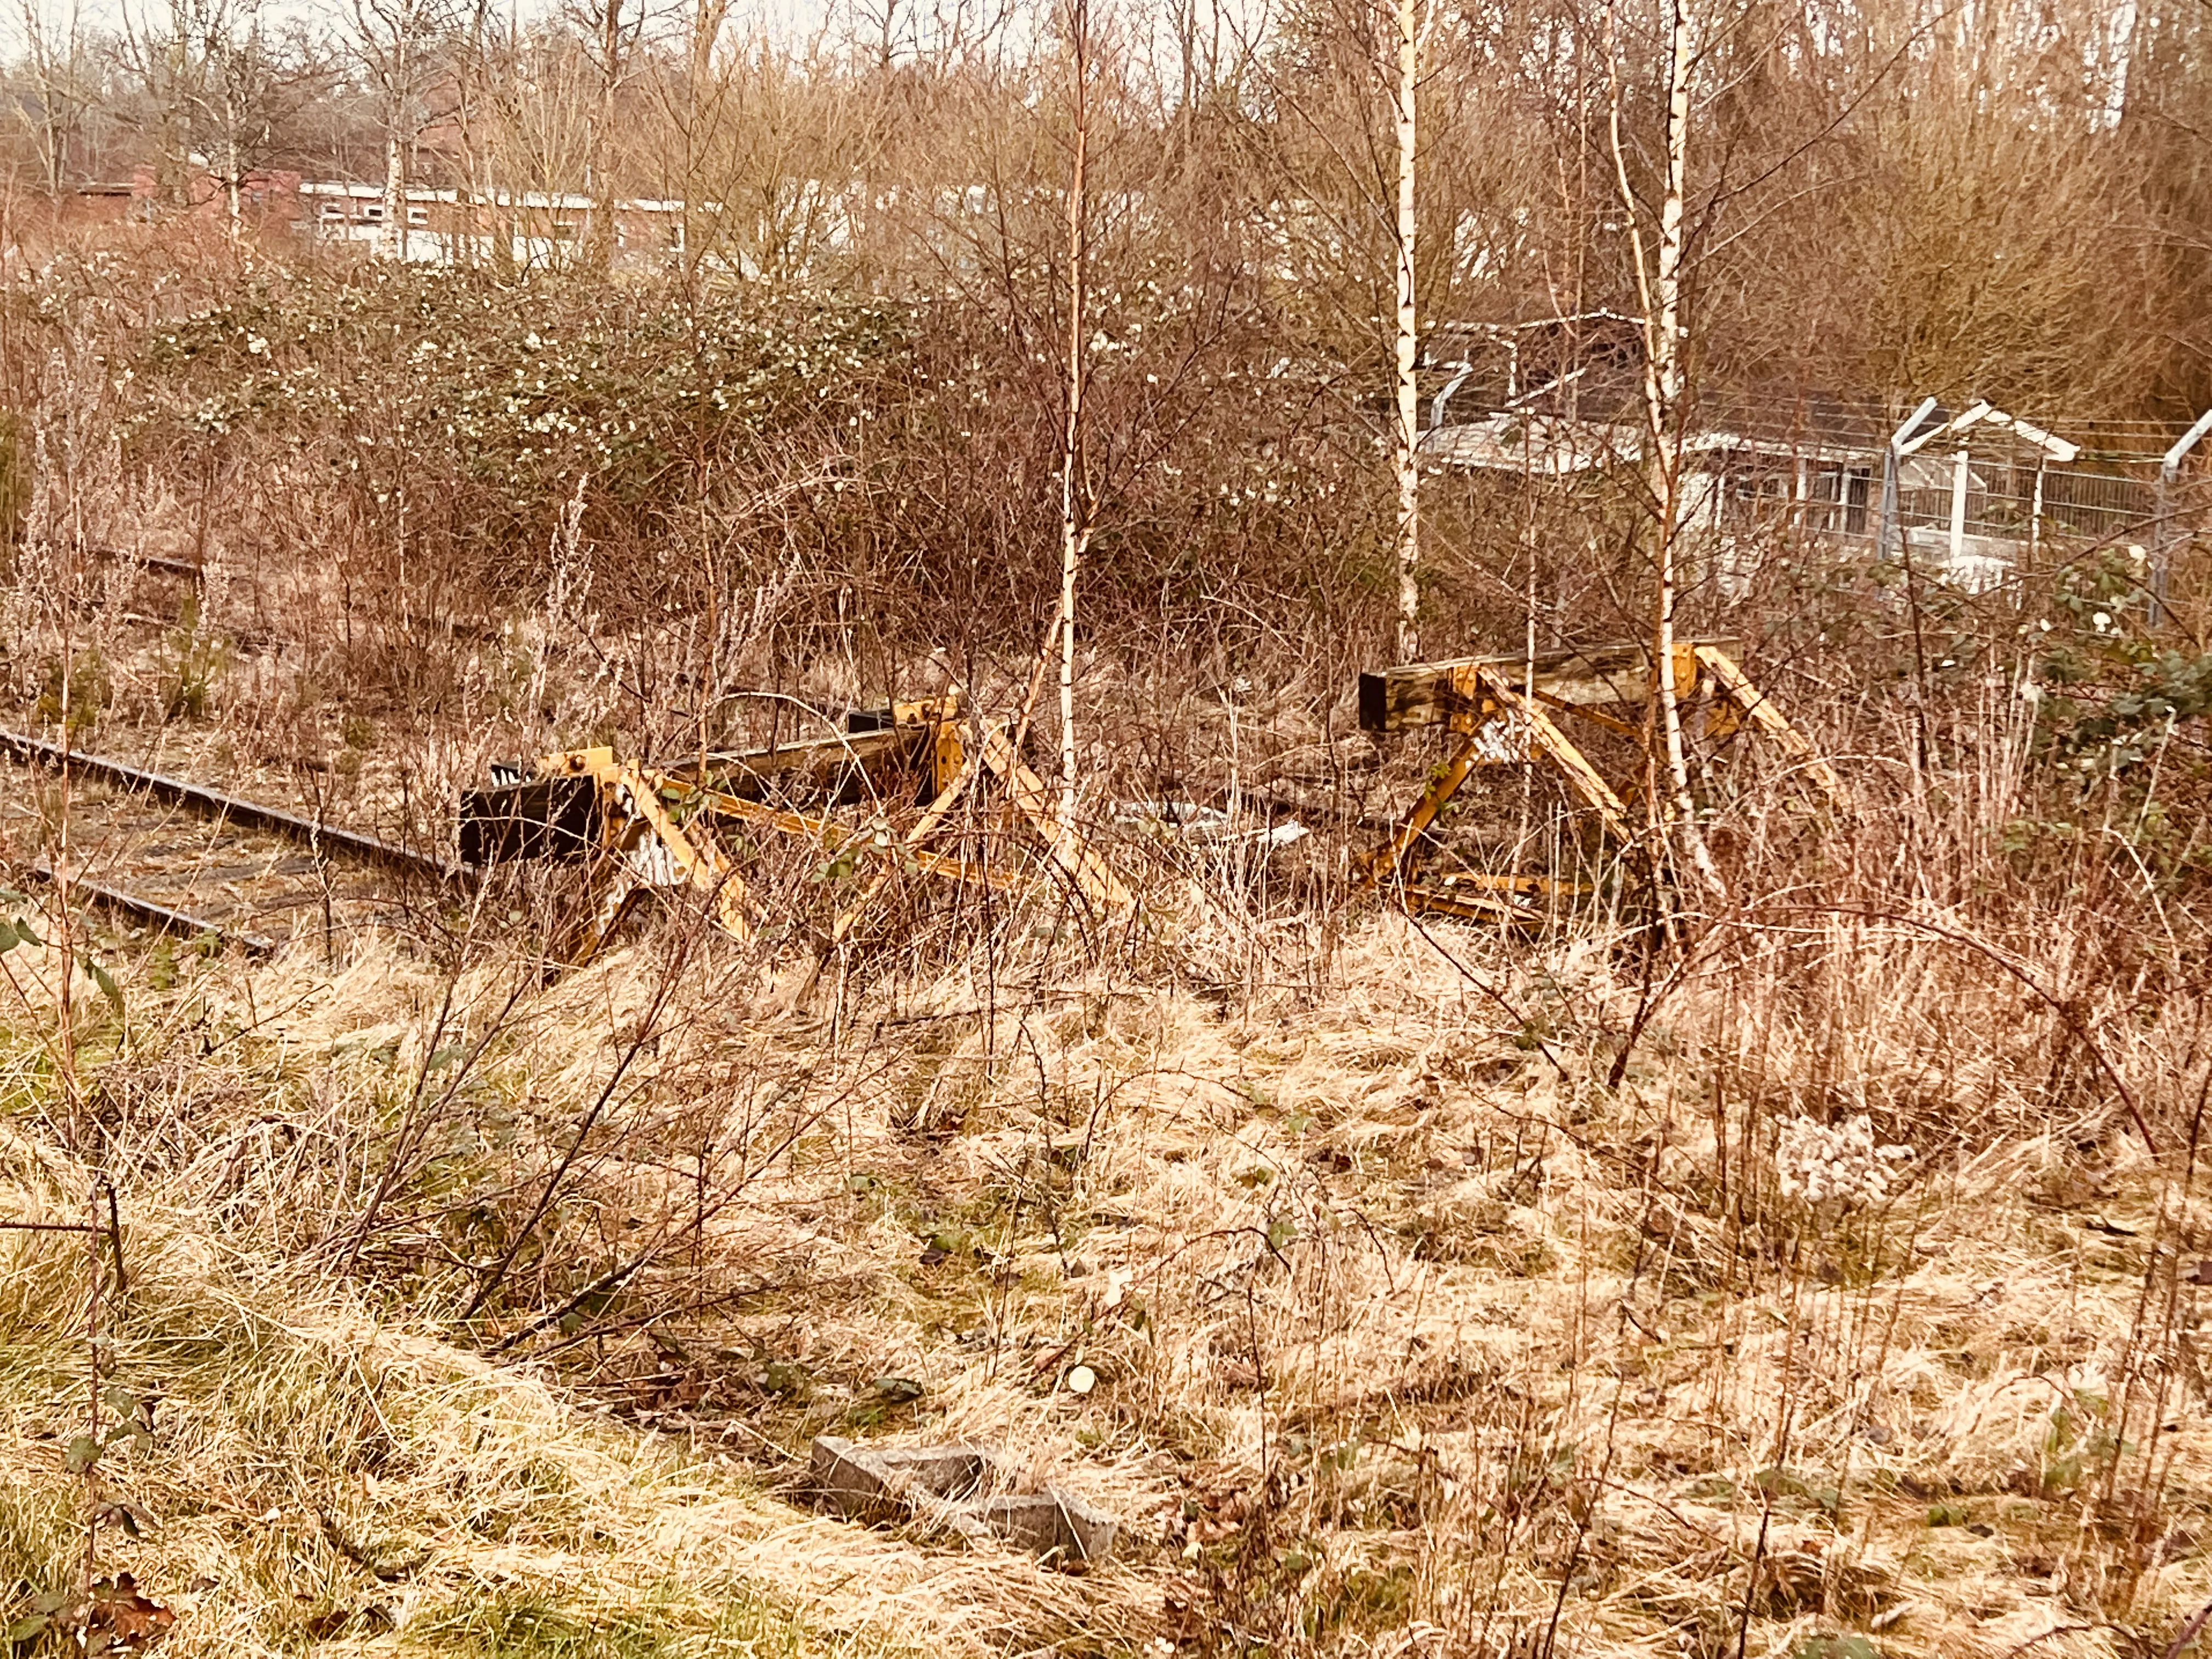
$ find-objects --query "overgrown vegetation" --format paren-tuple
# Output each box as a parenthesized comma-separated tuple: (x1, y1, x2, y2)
(4, 1, 2212, 1644)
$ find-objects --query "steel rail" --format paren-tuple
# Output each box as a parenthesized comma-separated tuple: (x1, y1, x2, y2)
(0, 729, 454, 879)
(29, 862, 278, 955)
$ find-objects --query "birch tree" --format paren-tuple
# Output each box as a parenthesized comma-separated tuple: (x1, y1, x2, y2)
(116, 0, 320, 223)
(14, 0, 90, 194)
(115, 0, 224, 207)
(1058, 0, 1091, 831)
(347, 0, 453, 261)
(1390, 0, 1419, 661)
(574, 0, 640, 267)
(1610, 0, 1722, 898)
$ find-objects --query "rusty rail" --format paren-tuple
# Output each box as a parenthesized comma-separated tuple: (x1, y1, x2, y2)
(0, 729, 454, 879)
(29, 862, 277, 956)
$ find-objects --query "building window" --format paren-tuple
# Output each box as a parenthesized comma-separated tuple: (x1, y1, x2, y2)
(1810, 466, 1872, 535)
(1729, 466, 1794, 513)
(407, 206, 428, 227)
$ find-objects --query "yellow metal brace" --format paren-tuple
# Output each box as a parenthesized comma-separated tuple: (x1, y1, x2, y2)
(1368, 663, 1635, 887)
(537, 695, 1132, 964)
(535, 749, 752, 963)
(975, 723, 1133, 911)
(1364, 641, 1833, 922)
(1694, 646, 1841, 797)
(826, 737, 984, 944)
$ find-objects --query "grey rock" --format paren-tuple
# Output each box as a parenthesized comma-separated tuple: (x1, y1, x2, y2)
(976, 1488, 1120, 1563)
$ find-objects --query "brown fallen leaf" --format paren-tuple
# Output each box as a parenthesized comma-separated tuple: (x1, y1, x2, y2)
(83, 1573, 176, 1654)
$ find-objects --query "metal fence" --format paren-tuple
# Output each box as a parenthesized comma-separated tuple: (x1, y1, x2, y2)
(1416, 374, 2210, 594)
(1892, 455, 2158, 549)
(1701, 438, 2168, 588)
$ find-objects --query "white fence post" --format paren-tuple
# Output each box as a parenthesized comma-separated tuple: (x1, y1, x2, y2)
(1949, 447, 1970, 571)
(2155, 408, 2212, 629)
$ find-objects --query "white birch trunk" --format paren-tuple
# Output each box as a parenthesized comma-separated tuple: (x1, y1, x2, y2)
(382, 129, 405, 261)
(223, 79, 242, 235)
(1058, 0, 1090, 833)
(589, 0, 624, 268)
(1655, 0, 1722, 896)
(1392, 0, 1419, 663)
(1626, 0, 1722, 899)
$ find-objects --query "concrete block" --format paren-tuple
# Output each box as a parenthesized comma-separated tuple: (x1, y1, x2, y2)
(977, 1487, 1120, 1562)
(806, 1436, 1116, 1561)
(807, 1435, 990, 1517)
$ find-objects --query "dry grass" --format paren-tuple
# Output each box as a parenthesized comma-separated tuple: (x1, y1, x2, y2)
(0, 1023, 1138, 1657)
(5, 839, 2210, 1657)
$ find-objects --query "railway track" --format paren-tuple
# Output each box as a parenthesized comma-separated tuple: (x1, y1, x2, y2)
(0, 730, 453, 956)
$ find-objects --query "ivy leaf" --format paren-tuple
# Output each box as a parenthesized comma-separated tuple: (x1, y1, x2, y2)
(64, 1434, 101, 1473)
(92, 1499, 154, 1538)
(82, 957, 123, 1022)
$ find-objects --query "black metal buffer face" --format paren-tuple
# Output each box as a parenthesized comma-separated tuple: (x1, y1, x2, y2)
(458, 775, 601, 866)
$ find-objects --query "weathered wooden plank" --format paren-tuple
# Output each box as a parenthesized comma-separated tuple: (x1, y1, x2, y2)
(669, 726, 926, 794)
(1358, 639, 1737, 732)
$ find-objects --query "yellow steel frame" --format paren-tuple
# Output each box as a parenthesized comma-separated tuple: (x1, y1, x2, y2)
(1367, 644, 1833, 919)
(531, 699, 1131, 964)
